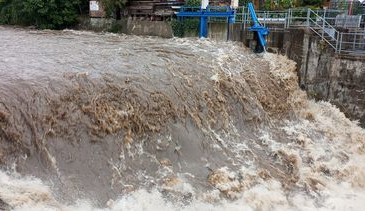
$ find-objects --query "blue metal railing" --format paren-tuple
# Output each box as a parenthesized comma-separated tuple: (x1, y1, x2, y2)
(176, 5, 364, 55)
(176, 6, 235, 38)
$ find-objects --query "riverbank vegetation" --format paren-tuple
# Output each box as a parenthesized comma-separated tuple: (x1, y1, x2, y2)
(0, 0, 88, 29)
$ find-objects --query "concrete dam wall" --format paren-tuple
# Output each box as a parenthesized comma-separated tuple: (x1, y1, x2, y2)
(83, 18, 365, 126)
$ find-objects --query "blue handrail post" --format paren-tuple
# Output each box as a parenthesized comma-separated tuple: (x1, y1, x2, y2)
(199, 16, 208, 38)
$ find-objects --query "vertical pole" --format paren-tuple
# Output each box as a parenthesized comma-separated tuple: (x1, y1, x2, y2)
(227, 17, 230, 41)
(306, 8, 310, 26)
(284, 12, 287, 28)
(322, 9, 326, 40)
(200, 16, 208, 38)
(339, 33, 343, 54)
(287, 9, 291, 28)
(204, 16, 208, 38)
(335, 31, 339, 53)
(353, 33, 356, 50)
(243, 7, 246, 30)
(323, 9, 326, 23)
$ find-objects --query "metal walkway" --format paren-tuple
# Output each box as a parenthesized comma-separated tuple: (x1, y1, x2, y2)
(234, 7, 365, 56)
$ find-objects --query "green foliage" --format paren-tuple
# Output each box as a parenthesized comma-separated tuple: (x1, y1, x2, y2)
(260, 0, 323, 10)
(184, 0, 201, 7)
(0, 0, 85, 29)
(280, 0, 294, 8)
(170, 19, 184, 37)
(170, 0, 201, 37)
(100, 0, 127, 17)
(108, 21, 124, 33)
(300, 0, 322, 7)
(263, 0, 295, 10)
(183, 18, 199, 34)
(0, 0, 21, 24)
(239, 0, 252, 6)
(263, 0, 271, 10)
(170, 18, 199, 37)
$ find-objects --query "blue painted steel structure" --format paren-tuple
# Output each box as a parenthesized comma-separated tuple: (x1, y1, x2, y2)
(176, 6, 235, 38)
(176, 4, 269, 50)
(247, 3, 269, 48)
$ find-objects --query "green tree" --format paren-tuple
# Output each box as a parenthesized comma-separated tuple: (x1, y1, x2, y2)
(184, 0, 201, 7)
(100, 0, 127, 19)
(0, 0, 22, 24)
(239, 0, 251, 6)
(263, 0, 295, 10)
(301, 0, 322, 7)
(0, 0, 85, 29)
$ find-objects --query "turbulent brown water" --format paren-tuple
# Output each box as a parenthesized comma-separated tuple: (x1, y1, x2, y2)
(0, 26, 365, 210)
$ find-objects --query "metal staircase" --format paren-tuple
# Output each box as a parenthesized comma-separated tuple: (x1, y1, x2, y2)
(305, 8, 340, 52)
(236, 7, 365, 56)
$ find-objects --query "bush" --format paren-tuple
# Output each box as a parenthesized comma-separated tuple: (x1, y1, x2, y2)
(170, 18, 199, 37)
(100, 0, 127, 18)
(301, 0, 323, 7)
(108, 20, 124, 33)
(0, 0, 86, 29)
(263, 0, 295, 10)
(184, 0, 201, 7)
(239, 0, 252, 6)
(171, 19, 184, 37)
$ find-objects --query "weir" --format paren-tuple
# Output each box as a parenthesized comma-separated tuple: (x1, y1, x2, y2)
(0, 2, 365, 210)
(1, 27, 365, 210)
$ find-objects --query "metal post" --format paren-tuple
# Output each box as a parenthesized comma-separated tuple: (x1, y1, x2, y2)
(227, 17, 230, 41)
(243, 6, 246, 30)
(288, 9, 291, 27)
(322, 9, 326, 40)
(199, 16, 208, 38)
(243, 13, 246, 29)
(339, 33, 343, 54)
(242, 7, 247, 29)
(323, 9, 326, 23)
(335, 31, 339, 53)
(284, 12, 287, 28)
(307, 8, 310, 26)
(353, 33, 356, 50)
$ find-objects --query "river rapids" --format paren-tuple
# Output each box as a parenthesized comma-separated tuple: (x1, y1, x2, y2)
(0, 26, 365, 210)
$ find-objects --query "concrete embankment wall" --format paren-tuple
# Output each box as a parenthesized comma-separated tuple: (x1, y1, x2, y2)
(80, 18, 174, 38)
(80, 18, 365, 126)
(283, 28, 365, 126)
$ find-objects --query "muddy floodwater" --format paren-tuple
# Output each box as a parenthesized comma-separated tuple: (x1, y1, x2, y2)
(0, 26, 365, 210)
